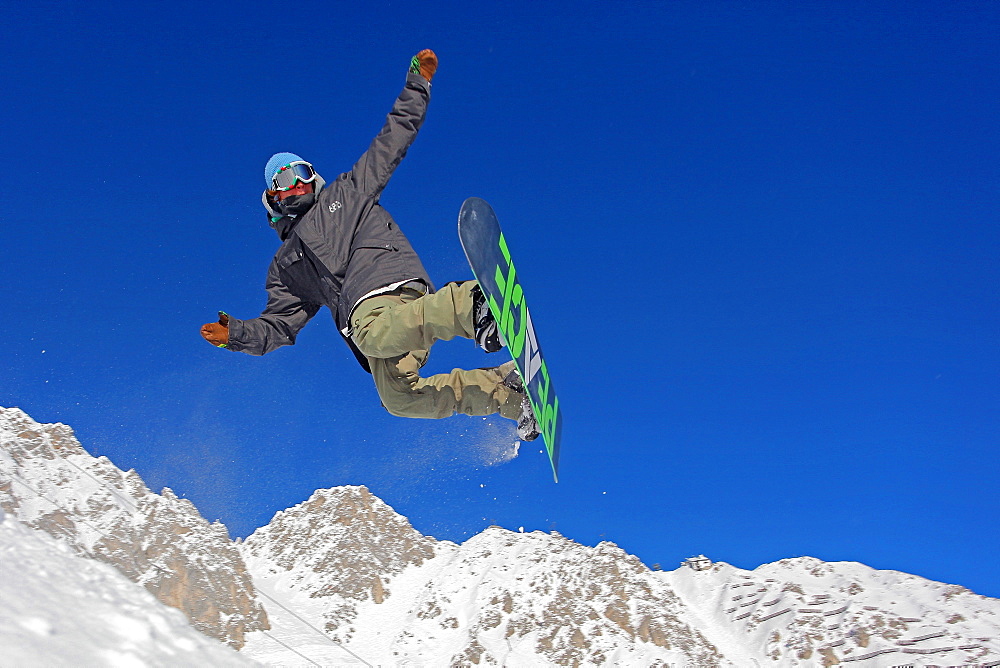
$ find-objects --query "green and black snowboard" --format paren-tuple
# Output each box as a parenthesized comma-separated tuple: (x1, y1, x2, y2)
(458, 197, 562, 482)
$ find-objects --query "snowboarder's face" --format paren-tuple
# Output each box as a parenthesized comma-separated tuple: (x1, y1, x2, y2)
(276, 182, 314, 201)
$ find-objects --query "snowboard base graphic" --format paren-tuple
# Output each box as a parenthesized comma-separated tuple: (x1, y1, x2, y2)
(458, 197, 562, 482)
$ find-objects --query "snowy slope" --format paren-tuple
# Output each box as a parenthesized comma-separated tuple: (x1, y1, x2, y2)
(0, 405, 267, 647)
(0, 509, 256, 667)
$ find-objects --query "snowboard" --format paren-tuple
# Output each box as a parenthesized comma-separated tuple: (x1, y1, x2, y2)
(458, 197, 562, 482)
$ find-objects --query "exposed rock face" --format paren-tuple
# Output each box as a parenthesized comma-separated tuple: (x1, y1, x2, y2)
(0, 406, 268, 648)
(241, 485, 437, 639)
(404, 528, 725, 666)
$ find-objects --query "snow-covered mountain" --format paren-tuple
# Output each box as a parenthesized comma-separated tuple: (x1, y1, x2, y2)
(3, 405, 999, 667)
(240, 486, 723, 665)
(0, 406, 267, 648)
(662, 557, 1000, 666)
(239, 485, 1000, 667)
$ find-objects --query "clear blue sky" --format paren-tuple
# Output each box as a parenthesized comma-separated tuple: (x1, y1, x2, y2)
(4, 1, 998, 597)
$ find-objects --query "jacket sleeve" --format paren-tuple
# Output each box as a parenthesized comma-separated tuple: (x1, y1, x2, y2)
(225, 264, 321, 356)
(348, 71, 430, 199)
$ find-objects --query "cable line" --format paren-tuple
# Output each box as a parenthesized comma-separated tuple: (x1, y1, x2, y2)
(254, 588, 374, 667)
(59, 454, 142, 514)
(261, 631, 322, 667)
(2, 470, 360, 668)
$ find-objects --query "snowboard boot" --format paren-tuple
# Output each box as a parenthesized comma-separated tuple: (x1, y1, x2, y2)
(472, 283, 503, 353)
(501, 366, 540, 441)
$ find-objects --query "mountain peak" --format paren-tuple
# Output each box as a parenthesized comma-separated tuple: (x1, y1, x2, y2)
(241, 483, 440, 637)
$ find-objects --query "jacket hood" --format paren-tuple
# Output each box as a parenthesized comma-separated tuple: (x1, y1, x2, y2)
(267, 210, 298, 241)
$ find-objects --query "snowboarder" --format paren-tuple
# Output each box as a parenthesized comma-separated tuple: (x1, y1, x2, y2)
(200, 50, 537, 439)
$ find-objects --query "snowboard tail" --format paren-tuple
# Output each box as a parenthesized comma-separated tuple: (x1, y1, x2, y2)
(458, 197, 562, 482)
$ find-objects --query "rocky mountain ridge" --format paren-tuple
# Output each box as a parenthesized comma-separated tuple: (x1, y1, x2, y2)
(0, 406, 268, 648)
(3, 405, 998, 666)
(239, 485, 1000, 667)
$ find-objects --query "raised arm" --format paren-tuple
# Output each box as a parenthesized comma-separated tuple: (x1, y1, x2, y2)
(348, 50, 437, 198)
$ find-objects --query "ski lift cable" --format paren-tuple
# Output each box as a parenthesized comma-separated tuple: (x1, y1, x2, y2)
(254, 587, 374, 668)
(6, 473, 184, 585)
(260, 631, 322, 667)
(5, 441, 377, 667)
(2, 472, 357, 668)
(6, 473, 126, 544)
(59, 453, 142, 514)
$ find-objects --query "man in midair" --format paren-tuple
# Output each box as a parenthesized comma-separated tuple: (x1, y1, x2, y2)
(200, 50, 537, 440)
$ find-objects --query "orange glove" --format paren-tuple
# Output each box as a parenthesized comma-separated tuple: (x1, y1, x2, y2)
(201, 311, 230, 348)
(410, 49, 438, 82)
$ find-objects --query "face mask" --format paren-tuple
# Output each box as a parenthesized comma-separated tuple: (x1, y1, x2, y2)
(278, 192, 316, 218)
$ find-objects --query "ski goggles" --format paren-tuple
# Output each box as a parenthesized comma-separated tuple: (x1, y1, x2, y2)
(270, 161, 318, 191)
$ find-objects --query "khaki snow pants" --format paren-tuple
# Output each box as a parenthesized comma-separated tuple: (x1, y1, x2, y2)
(350, 281, 522, 420)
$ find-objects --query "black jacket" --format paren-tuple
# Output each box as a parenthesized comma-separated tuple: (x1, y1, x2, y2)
(226, 72, 434, 371)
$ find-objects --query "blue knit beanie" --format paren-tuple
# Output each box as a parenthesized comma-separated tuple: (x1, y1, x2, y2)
(264, 152, 306, 188)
